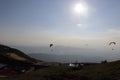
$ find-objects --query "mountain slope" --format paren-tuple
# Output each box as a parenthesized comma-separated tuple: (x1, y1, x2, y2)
(0, 44, 39, 65)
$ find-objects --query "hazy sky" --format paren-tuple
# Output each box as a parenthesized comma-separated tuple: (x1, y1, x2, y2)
(1, 0, 120, 56)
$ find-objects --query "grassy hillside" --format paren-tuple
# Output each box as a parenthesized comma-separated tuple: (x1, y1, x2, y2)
(0, 60, 120, 80)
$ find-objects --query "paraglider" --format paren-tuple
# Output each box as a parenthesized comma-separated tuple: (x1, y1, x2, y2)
(109, 42, 116, 50)
(50, 44, 53, 47)
(49, 44, 53, 52)
(109, 42, 116, 46)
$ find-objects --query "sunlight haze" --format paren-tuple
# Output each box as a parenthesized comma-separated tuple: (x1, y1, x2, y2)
(0, 0, 120, 62)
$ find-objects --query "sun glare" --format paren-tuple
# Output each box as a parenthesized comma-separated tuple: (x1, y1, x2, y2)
(74, 3, 88, 16)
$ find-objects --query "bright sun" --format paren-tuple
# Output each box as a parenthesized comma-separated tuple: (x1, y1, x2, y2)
(74, 3, 88, 16)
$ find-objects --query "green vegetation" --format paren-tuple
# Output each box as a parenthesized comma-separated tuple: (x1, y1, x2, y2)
(0, 60, 120, 80)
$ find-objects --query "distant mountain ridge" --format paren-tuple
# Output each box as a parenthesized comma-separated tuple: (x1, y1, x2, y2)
(29, 53, 103, 63)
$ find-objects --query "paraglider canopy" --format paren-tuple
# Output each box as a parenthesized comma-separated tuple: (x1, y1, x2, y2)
(49, 44, 53, 47)
(109, 42, 116, 50)
(109, 42, 116, 46)
(49, 44, 54, 52)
